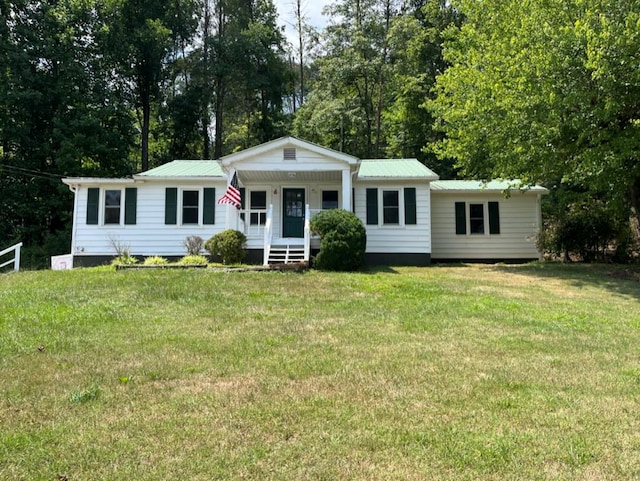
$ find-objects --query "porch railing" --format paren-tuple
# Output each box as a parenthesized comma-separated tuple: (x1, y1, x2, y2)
(304, 204, 311, 262)
(0, 242, 23, 272)
(239, 208, 268, 238)
(263, 205, 273, 265)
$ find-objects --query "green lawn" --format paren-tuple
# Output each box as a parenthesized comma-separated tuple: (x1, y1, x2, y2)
(1, 264, 639, 480)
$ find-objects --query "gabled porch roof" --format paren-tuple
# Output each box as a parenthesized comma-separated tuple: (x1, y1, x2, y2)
(219, 136, 360, 167)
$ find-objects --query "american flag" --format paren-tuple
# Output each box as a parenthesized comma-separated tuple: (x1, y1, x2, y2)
(217, 169, 241, 209)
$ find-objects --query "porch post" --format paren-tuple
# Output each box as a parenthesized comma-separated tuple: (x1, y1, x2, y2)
(342, 168, 352, 211)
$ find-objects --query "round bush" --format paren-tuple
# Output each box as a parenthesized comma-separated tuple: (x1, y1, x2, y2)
(205, 229, 247, 264)
(310, 209, 366, 271)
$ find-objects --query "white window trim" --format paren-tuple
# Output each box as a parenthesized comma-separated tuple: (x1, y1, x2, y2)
(320, 188, 340, 210)
(247, 188, 270, 226)
(462, 201, 493, 236)
(180, 187, 203, 226)
(379, 188, 405, 227)
(102, 188, 123, 226)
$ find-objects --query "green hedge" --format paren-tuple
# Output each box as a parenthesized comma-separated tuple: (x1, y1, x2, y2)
(310, 209, 366, 271)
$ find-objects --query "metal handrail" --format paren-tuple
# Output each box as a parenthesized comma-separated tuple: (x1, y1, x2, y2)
(263, 205, 273, 265)
(0, 242, 23, 272)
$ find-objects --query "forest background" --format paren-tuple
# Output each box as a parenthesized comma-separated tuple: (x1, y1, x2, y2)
(1, 0, 638, 266)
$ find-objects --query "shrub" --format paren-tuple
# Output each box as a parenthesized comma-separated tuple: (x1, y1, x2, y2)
(183, 235, 204, 255)
(143, 256, 169, 265)
(310, 209, 366, 271)
(178, 255, 208, 265)
(537, 196, 631, 262)
(111, 252, 138, 266)
(205, 230, 247, 264)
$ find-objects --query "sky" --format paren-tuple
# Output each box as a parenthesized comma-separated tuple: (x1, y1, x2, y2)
(274, 0, 332, 44)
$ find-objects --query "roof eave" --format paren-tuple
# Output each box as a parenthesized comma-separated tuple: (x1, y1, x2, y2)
(357, 175, 440, 181)
(62, 177, 136, 186)
(132, 175, 225, 181)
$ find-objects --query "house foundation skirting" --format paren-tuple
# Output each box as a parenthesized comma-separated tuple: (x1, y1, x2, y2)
(72, 251, 434, 268)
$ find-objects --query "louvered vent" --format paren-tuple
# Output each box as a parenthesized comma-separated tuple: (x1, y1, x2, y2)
(283, 147, 297, 160)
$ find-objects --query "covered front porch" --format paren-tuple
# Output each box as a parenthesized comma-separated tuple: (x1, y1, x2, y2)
(224, 169, 355, 265)
(216, 136, 360, 265)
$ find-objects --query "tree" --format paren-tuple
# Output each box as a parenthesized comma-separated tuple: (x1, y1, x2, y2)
(294, 0, 397, 158)
(102, 0, 198, 170)
(0, 0, 135, 265)
(384, 0, 462, 176)
(432, 0, 640, 224)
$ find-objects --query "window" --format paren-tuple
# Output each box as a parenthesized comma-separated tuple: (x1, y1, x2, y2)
(322, 190, 339, 210)
(469, 203, 484, 234)
(455, 201, 500, 235)
(104, 190, 121, 224)
(250, 190, 267, 225)
(366, 188, 416, 226)
(182, 190, 199, 224)
(86, 187, 137, 226)
(382, 190, 400, 224)
(165, 188, 215, 226)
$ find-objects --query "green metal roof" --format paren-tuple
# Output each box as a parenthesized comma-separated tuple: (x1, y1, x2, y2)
(431, 180, 548, 193)
(136, 160, 225, 178)
(358, 159, 439, 179)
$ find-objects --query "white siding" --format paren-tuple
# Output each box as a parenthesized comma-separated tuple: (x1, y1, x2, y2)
(354, 181, 431, 254)
(232, 146, 349, 172)
(431, 192, 542, 260)
(71, 180, 349, 256)
(72, 181, 227, 257)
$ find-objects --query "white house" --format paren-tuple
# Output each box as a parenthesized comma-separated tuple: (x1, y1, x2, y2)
(61, 136, 547, 267)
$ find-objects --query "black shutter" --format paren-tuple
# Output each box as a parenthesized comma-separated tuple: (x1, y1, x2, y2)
(488, 201, 500, 234)
(124, 188, 137, 225)
(86, 188, 99, 225)
(239, 187, 245, 221)
(203, 188, 216, 225)
(165, 188, 177, 225)
(366, 188, 378, 225)
(404, 188, 417, 225)
(455, 202, 467, 235)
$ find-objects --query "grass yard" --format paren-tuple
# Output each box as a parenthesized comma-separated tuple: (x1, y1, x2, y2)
(1, 263, 640, 480)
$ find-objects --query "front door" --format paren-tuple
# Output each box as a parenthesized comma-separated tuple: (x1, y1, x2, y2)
(282, 188, 305, 238)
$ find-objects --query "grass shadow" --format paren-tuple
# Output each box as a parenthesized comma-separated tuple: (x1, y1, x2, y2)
(493, 262, 640, 301)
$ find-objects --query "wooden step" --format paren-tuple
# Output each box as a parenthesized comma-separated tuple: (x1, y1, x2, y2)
(268, 245, 306, 264)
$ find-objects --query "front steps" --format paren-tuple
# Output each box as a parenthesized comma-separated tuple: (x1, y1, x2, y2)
(267, 244, 306, 265)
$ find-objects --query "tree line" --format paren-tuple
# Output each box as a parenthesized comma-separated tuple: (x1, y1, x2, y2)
(1, 0, 638, 265)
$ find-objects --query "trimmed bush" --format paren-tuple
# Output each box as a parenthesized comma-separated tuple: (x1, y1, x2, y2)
(205, 229, 247, 264)
(310, 209, 366, 271)
(143, 256, 169, 265)
(178, 255, 208, 265)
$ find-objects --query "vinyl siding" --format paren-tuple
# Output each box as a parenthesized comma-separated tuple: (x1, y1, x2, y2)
(72, 182, 227, 257)
(231, 146, 349, 172)
(431, 192, 542, 260)
(354, 182, 431, 254)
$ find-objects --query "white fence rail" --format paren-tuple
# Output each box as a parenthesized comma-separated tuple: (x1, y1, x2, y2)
(0, 242, 23, 272)
(263, 205, 273, 266)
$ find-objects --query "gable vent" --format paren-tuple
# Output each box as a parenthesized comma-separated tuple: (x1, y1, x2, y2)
(283, 147, 297, 160)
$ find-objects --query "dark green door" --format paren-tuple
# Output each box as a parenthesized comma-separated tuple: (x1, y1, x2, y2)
(283, 188, 305, 238)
